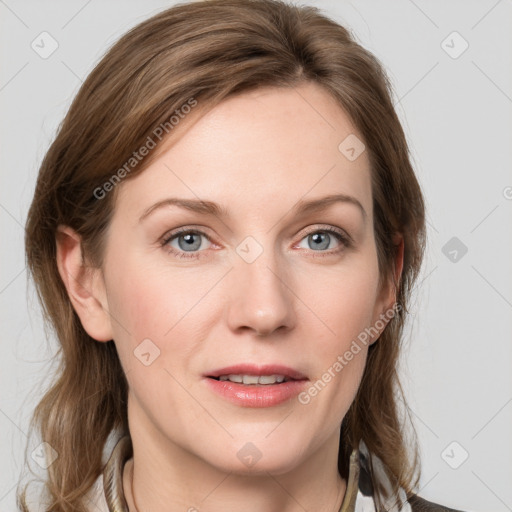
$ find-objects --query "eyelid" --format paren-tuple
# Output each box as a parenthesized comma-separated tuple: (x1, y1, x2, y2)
(161, 224, 351, 243)
(161, 225, 213, 243)
(160, 223, 353, 259)
(160, 228, 215, 260)
(298, 224, 352, 244)
(161, 226, 214, 247)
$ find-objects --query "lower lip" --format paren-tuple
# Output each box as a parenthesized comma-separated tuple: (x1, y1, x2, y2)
(204, 378, 308, 407)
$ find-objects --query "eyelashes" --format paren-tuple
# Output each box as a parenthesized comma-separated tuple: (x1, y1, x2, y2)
(161, 228, 214, 259)
(294, 227, 352, 256)
(160, 225, 353, 260)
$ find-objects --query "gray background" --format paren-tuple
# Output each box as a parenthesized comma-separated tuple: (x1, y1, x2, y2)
(1, 1, 511, 511)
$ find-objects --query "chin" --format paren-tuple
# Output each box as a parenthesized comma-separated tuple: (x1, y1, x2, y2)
(204, 433, 309, 476)
(216, 451, 306, 477)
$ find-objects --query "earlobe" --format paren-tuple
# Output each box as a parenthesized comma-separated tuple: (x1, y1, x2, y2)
(55, 226, 113, 342)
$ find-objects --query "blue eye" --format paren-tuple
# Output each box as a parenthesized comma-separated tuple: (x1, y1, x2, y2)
(161, 226, 351, 260)
(163, 229, 212, 259)
(297, 228, 350, 254)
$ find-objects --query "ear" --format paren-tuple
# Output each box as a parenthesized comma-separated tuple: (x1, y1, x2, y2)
(388, 234, 404, 305)
(369, 234, 404, 345)
(55, 226, 113, 342)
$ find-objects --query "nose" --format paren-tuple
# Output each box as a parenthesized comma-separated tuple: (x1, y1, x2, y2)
(226, 250, 296, 338)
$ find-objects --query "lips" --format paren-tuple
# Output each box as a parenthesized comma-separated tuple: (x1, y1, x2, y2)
(206, 363, 308, 382)
(204, 363, 309, 407)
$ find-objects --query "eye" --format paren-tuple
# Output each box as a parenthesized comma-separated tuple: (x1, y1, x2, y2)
(161, 225, 352, 260)
(296, 226, 351, 255)
(162, 228, 213, 259)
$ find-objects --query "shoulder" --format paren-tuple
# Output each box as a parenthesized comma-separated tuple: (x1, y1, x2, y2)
(408, 493, 466, 512)
(354, 441, 466, 512)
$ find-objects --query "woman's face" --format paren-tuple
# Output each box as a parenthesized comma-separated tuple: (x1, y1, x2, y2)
(96, 83, 395, 474)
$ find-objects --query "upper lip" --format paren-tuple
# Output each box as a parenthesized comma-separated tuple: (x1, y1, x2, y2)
(206, 364, 308, 380)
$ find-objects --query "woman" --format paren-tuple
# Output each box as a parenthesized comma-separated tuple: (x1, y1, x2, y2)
(18, 0, 463, 510)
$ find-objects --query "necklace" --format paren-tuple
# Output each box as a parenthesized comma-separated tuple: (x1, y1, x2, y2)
(332, 477, 344, 511)
(129, 459, 140, 512)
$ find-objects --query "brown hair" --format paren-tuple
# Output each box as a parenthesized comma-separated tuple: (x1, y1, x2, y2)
(19, 0, 426, 510)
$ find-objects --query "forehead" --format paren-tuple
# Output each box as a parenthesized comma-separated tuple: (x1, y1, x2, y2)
(116, 83, 372, 221)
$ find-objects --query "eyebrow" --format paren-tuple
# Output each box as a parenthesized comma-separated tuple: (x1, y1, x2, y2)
(139, 193, 367, 223)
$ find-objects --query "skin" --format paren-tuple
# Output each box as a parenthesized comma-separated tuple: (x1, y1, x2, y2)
(57, 82, 402, 512)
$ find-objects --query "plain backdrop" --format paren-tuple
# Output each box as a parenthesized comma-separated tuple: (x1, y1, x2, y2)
(1, 1, 511, 511)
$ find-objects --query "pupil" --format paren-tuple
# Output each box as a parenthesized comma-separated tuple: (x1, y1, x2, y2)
(178, 233, 201, 251)
(310, 232, 329, 250)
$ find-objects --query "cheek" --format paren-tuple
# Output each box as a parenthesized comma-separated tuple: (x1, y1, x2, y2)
(103, 254, 219, 378)
(103, 263, 202, 418)
(100, 253, 176, 380)
(304, 253, 380, 348)
(104, 249, 194, 337)
(107, 271, 169, 341)
(296, 250, 379, 412)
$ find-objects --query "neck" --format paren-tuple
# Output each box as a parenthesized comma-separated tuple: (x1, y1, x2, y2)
(123, 458, 346, 512)
(122, 401, 347, 512)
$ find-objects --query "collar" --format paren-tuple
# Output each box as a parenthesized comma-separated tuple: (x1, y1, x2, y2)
(101, 435, 409, 512)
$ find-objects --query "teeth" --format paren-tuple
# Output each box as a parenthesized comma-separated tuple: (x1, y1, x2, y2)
(218, 374, 287, 385)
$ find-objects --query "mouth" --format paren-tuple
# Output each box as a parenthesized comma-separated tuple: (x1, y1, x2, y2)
(209, 374, 294, 385)
(204, 364, 308, 407)
(204, 363, 308, 386)
(206, 363, 308, 385)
